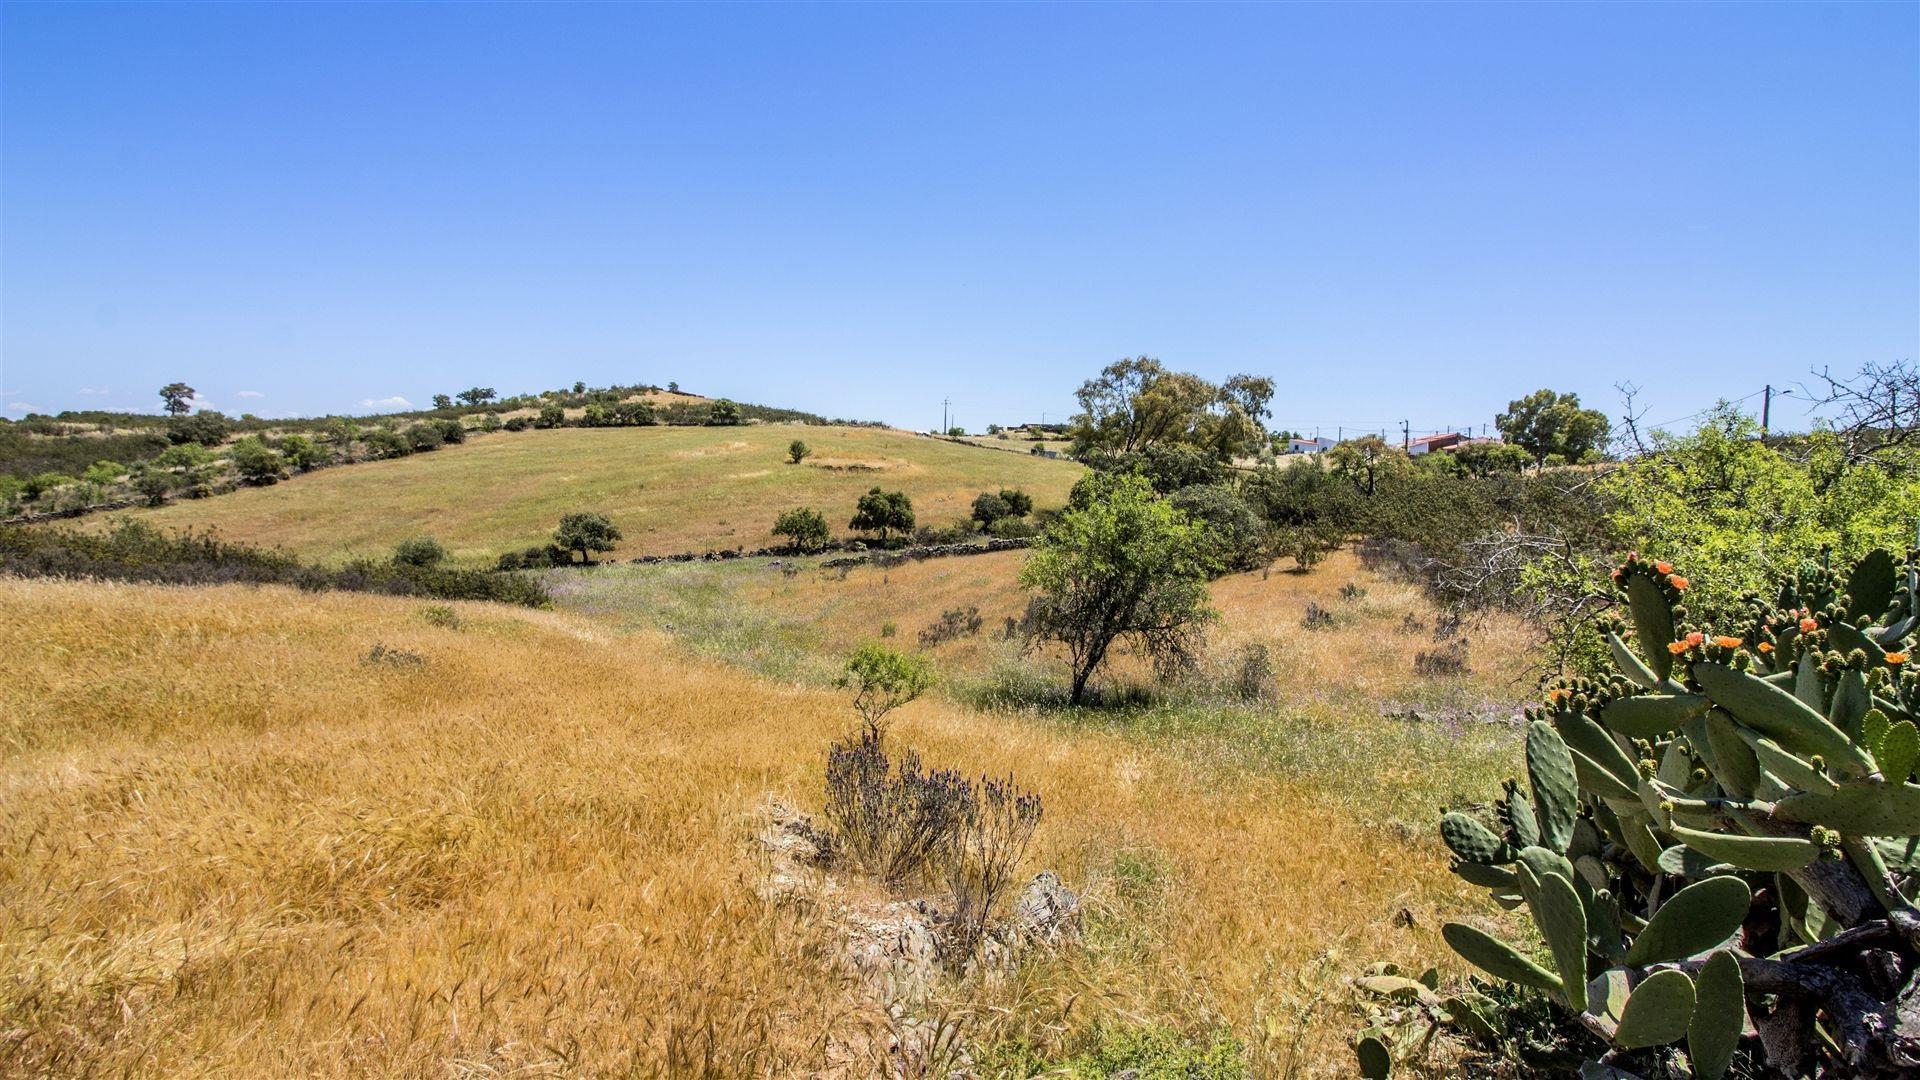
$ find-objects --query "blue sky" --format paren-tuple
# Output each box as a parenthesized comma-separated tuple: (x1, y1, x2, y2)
(2, 2, 1914, 436)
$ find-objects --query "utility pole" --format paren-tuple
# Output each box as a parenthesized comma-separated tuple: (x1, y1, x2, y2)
(1762, 385, 1772, 435)
(1401, 420, 1410, 451)
(942, 398, 950, 433)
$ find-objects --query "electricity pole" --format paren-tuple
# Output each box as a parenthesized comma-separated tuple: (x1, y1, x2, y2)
(1762, 385, 1772, 435)
(942, 398, 950, 433)
(1401, 420, 1410, 451)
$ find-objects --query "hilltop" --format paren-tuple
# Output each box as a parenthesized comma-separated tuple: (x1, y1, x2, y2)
(75, 424, 1084, 564)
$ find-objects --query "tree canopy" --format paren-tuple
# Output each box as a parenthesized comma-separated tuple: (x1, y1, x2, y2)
(1496, 388, 1610, 464)
(1069, 357, 1273, 462)
(1019, 472, 1216, 704)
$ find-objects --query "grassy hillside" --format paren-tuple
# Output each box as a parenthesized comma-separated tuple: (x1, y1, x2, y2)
(2, 574, 1503, 1076)
(74, 425, 1084, 564)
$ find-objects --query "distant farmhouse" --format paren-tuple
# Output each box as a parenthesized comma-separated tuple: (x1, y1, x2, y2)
(1286, 436, 1337, 454)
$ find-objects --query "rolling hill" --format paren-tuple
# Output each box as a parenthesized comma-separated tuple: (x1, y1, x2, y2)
(74, 424, 1084, 564)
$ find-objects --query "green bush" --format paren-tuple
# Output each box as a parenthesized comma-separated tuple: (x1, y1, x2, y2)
(535, 403, 565, 429)
(850, 488, 914, 543)
(836, 641, 934, 737)
(553, 511, 622, 564)
(228, 436, 285, 484)
(392, 535, 449, 567)
(278, 434, 326, 471)
(788, 439, 811, 464)
(1167, 483, 1268, 574)
(772, 506, 830, 552)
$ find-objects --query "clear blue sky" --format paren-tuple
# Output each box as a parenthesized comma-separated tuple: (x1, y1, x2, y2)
(3, 2, 1914, 436)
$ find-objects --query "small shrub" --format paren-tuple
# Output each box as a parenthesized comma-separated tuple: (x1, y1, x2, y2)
(1411, 637, 1468, 676)
(419, 604, 461, 629)
(986, 516, 1037, 539)
(918, 606, 984, 647)
(133, 469, 173, 507)
(228, 436, 285, 484)
(392, 535, 448, 568)
(1228, 641, 1274, 701)
(478, 411, 502, 432)
(535, 403, 565, 428)
(362, 642, 425, 668)
(788, 439, 811, 464)
(1300, 602, 1334, 629)
(880, 621, 897, 638)
(1338, 581, 1369, 601)
(837, 642, 934, 738)
(941, 770, 1043, 968)
(503, 415, 531, 432)
(823, 729, 972, 887)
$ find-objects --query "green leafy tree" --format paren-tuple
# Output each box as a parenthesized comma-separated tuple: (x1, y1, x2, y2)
(971, 491, 1013, 527)
(168, 411, 232, 447)
(133, 468, 173, 506)
(788, 439, 811, 464)
(535, 403, 565, 428)
(432, 394, 454, 410)
(553, 511, 622, 564)
(392, 535, 448, 567)
(159, 382, 195, 417)
(572, 381, 587, 395)
(278, 434, 325, 471)
(1497, 388, 1611, 464)
(1019, 472, 1217, 704)
(1450, 440, 1532, 477)
(456, 387, 496, 407)
(850, 488, 915, 543)
(1328, 435, 1412, 497)
(1070, 357, 1272, 462)
(81, 460, 127, 486)
(772, 506, 831, 552)
(477, 412, 503, 432)
(707, 399, 742, 425)
(836, 642, 934, 738)
(1168, 482, 1270, 574)
(998, 488, 1034, 518)
(228, 436, 285, 483)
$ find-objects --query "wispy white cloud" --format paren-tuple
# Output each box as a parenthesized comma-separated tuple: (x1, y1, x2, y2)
(77, 387, 111, 396)
(4, 402, 43, 415)
(236, 389, 265, 399)
(188, 394, 217, 412)
(361, 396, 413, 410)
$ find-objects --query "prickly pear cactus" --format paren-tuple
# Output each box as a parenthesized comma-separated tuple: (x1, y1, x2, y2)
(1433, 550, 1920, 1078)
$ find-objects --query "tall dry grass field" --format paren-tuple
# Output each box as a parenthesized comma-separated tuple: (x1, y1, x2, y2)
(0, 574, 1513, 1076)
(62, 425, 1083, 565)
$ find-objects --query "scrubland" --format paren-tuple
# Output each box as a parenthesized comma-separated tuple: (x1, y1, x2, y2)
(0, 551, 1532, 1076)
(63, 425, 1084, 565)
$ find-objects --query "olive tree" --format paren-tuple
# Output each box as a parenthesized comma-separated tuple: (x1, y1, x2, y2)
(850, 488, 914, 543)
(772, 506, 831, 552)
(836, 642, 934, 738)
(1019, 472, 1216, 704)
(553, 511, 621, 564)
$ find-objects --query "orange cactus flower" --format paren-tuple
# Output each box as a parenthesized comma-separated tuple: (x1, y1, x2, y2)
(1654, 561, 1674, 575)
(1800, 617, 1820, 633)
(1715, 636, 1743, 649)
(1668, 574, 1690, 591)
(1758, 642, 1775, 653)
(1548, 687, 1570, 703)
(1888, 652, 1909, 665)
(1685, 631, 1705, 646)
(1667, 641, 1691, 655)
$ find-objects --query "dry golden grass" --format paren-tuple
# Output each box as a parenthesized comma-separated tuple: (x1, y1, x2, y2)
(0, 574, 1509, 1077)
(63, 425, 1084, 566)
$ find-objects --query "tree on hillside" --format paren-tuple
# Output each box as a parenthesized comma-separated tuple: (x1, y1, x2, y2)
(535, 403, 565, 428)
(772, 506, 831, 552)
(553, 511, 621, 564)
(836, 642, 934, 739)
(668, 381, 680, 392)
(1328, 435, 1411, 497)
(1069, 357, 1274, 462)
(788, 439, 811, 464)
(228, 436, 284, 484)
(159, 383, 196, 417)
(572, 381, 587, 394)
(1496, 388, 1611, 464)
(167, 410, 232, 447)
(457, 387, 497, 407)
(392, 536, 448, 567)
(707, 399, 742, 426)
(432, 394, 454, 410)
(1019, 472, 1216, 704)
(849, 488, 914, 543)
